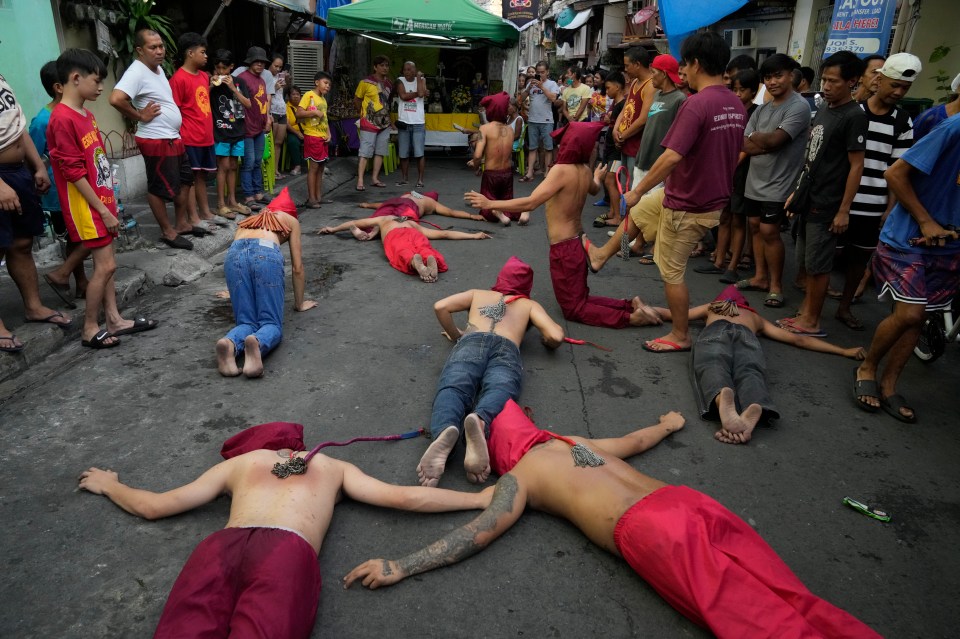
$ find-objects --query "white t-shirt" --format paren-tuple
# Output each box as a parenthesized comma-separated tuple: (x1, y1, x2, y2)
(396, 76, 425, 125)
(114, 60, 182, 139)
(0, 73, 26, 152)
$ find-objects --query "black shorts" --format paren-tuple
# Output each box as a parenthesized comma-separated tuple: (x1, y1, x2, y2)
(838, 214, 882, 251)
(729, 188, 748, 216)
(0, 162, 45, 248)
(743, 198, 787, 225)
(136, 137, 194, 201)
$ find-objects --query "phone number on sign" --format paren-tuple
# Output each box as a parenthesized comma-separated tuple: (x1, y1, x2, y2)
(824, 37, 880, 55)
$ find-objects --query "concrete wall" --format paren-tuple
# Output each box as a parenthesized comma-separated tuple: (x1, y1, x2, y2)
(787, 0, 833, 65)
(896, 0, 960, 103)
(715, 15, 793, 57)
(0, 0, 61, 119)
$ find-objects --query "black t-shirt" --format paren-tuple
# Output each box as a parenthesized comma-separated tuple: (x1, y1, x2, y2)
(211, 82, 249, 143)
(806, 99, 868, 212)
(732, 104, 757, 196)
(604, 99, 625, 162)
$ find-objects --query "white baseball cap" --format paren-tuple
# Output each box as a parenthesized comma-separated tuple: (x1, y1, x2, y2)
(878, 53, 922, 82)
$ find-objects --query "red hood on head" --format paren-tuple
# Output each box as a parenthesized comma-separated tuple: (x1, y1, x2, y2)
(220, 422, 305, 459)
(713, 284, 750, 308)
(488, 400, 552, 476)
(491, 256, 533, 297)
(422, 191, 439, 202)
(266, 187, 297, 218)
(480, 91, 510, 123)
(551, 121, 605, 165)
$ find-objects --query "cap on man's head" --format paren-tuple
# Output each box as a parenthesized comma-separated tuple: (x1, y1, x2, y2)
(265, 187, 297, 218)
(220, 422, 305, 459)
(244, 46, 270, 66)
(491, 256, 533, 297)
(878, 53, 922, 82)
(551, 121, 605, 165)
(651, 54, 681, 85)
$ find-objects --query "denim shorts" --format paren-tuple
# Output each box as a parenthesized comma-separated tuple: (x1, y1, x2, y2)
(397, 123, 426, 158)
(526, 122, 554, 150)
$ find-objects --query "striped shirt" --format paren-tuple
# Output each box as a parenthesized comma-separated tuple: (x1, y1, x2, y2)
(850, 101, 913, 217)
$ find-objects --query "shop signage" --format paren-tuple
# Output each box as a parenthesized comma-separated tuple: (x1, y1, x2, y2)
(391, 17, 456, 32)
(503, 0, 539, 31)
(823, 0, 897, 58)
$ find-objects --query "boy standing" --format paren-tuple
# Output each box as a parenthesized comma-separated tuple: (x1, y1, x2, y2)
(30, 60, 89, 306)
(294, 71, 332, 209)
(779, 51, 867, 337)
(170, 32, 217, 228)
(209, 49, 251, 219)
(47, 49, 158, 348)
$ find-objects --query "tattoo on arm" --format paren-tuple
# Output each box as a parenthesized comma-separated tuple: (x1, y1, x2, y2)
(396, 475, 520, 578)
(381, 560, 393, 576)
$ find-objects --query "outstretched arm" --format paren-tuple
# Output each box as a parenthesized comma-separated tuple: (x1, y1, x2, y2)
(317, 217, 381, 234)
(465, 168, 565, 213)
(431, 201, 484, 221)
(419, 227, 490, 241)
(78, 461, 235, 521)
(582, 412, 685, 459)
(759, 319, 866, 359)
(435, 290, 475, 341)
(340, 462, 493, 513)
(650, 304, 709, 323)
(343, 474, 526, 590)
(528, 301, 564, 349)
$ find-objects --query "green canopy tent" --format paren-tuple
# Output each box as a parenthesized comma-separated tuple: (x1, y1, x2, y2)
(326, 0, 519, 48)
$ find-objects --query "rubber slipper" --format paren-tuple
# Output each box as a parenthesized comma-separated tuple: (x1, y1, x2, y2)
(43, 274, 78, 310)
(836, 313, 865, 331)
(416, 182, 425, 188)
(764, 292, 785, 308)
(853, 369, 880, 413)
(735, 279, 769, 292)
(81, 329, 120, 349)
(581, 235, 599, 274)
(694, 264, 725, 275)
(0, 335, 24, 353)
(112, 317, 159, 336)
(642, 338, 691, 353)
(25, 311, 73, 330)
(593, 215, 612, 228)
(880, 394, 916, 423)
(371, 182, 386, 188)
(161, 235, 194, 250)
(638, 254, 655, 265)
(519, 175, 533, 182)
(719, 269, 740, 284)
(593, 198, 609, 207)
(355, 185, 366, 191)
(777, 320, 827, 337)
(180, 226, 213, 237)
(216, 206, 237, 220)
(395, 180, 409, 186)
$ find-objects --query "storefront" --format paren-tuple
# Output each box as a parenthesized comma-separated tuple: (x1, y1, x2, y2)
(326, 0, 519, 148)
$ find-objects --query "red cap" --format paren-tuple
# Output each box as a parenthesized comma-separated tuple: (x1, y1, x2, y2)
(220, 422, 305, 459)
(651, 54, 681, 85)
(491, 256, 533, 297)
(266, 187, 298, 218)
(480, 91, 510, 123)
(551, 121, 605, 165)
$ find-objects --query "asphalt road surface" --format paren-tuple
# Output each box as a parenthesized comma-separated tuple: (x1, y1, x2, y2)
(1, 157, 957, 638)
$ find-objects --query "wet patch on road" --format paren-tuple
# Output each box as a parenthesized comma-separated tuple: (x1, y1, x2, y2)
(587, 356, 643, 399)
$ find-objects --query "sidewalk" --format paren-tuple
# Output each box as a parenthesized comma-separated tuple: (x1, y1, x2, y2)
(0, 158, 357, 383)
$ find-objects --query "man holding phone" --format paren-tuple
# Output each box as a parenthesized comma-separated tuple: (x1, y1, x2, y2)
(519, 61, 560, 182)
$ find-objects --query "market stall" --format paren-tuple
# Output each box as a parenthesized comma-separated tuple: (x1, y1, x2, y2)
(326, 0, 518, 148)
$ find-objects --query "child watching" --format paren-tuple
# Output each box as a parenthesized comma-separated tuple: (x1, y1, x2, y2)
(294, 71, 331, 209)
(47, 49, 158, 349)
(209, 49, 252, 219)
(284, 85, 305, 176)
(30, 60, 89, 307)
(170, 32, 217, 228)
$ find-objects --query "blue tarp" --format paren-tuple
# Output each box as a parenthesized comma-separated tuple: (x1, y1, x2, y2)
(658, 0, 749, 59)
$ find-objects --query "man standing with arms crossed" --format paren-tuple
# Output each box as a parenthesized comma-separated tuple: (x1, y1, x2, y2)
(395, 61, 428, 188)
(110, 29, 196, 250)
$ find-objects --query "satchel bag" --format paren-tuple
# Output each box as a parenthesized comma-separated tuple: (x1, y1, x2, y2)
(786, 165, 812, 215)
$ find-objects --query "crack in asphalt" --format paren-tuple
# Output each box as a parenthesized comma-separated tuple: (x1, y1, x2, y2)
(564, 319, 594, 437)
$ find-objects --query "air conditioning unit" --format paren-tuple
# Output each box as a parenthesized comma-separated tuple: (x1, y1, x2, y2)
(288, 40, 324, 91)
(723, 28, 756, 49)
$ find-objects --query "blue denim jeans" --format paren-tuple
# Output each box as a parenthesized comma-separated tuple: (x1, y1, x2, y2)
(240, 132, 265, 197)
(692, 320, 779, 422)
(429, 332, 523, 439)
(224, 238, 285, 356)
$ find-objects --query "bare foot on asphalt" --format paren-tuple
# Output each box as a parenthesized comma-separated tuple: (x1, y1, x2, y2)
(416, 426, 459, 487)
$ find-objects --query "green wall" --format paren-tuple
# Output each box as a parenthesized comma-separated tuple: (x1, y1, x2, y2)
(0, 0, 62, 122)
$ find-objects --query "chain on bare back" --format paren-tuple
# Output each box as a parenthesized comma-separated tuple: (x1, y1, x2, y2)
(272, 457, 308, 478)
(478, 295, 507, 331)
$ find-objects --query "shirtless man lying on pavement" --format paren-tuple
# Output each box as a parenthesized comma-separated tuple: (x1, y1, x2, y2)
(417, 256, 564, 487)
(466, 92, 530, 226)
(345, 401, 882, 639)
(465, 121, 661, 329)
(78, 421, 492, 639)
(318, 197, 490, 282)
(355, 189, 484, 240)
(651, 284, 866, 444)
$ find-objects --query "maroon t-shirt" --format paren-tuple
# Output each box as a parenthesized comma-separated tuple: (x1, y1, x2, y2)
(661, 85, 746, 213)
(237, 70, 269, 138)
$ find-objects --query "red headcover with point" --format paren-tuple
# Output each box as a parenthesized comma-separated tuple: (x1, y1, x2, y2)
(220, 422, 305, 459)
(491, 256, 533, 297)
(488, 399, 552, 475)
(266, 187, 298, 218)
(480, 91, 510, 123)
(422, 191, 439, 201)
(551, 121, 605, 165)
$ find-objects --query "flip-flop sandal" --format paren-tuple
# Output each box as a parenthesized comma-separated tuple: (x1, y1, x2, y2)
(43, 274, 78, 309)
(216, 206, 237, 220)
(735, 279, 769, 292)
(112, 317, 159, 336)
(777, 321, 827, 337)
(694, 264, 725, 275)
(25, 311, 73, 330)
(836, 314, 865, 331)
(395, 181, 409, 186)
(355, 185, 366, 191)
(81, 329, 120, 349)
(519, 176, 533, 182)
(853, 369, 880, 413)
(580, 235, 599, 274)
(0, 335, 24, 353)
(764, 292, 785, 308)
(179, 226, 213, 237)
(880, 394, 916, 423)
(638, 254, 655, 265)
(737, 257, 754, 271)
(161, 235, 193, 250)
(642, 338, 691, 353)
(371, 182, 386, 188)
(416, 182, 425, 188)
